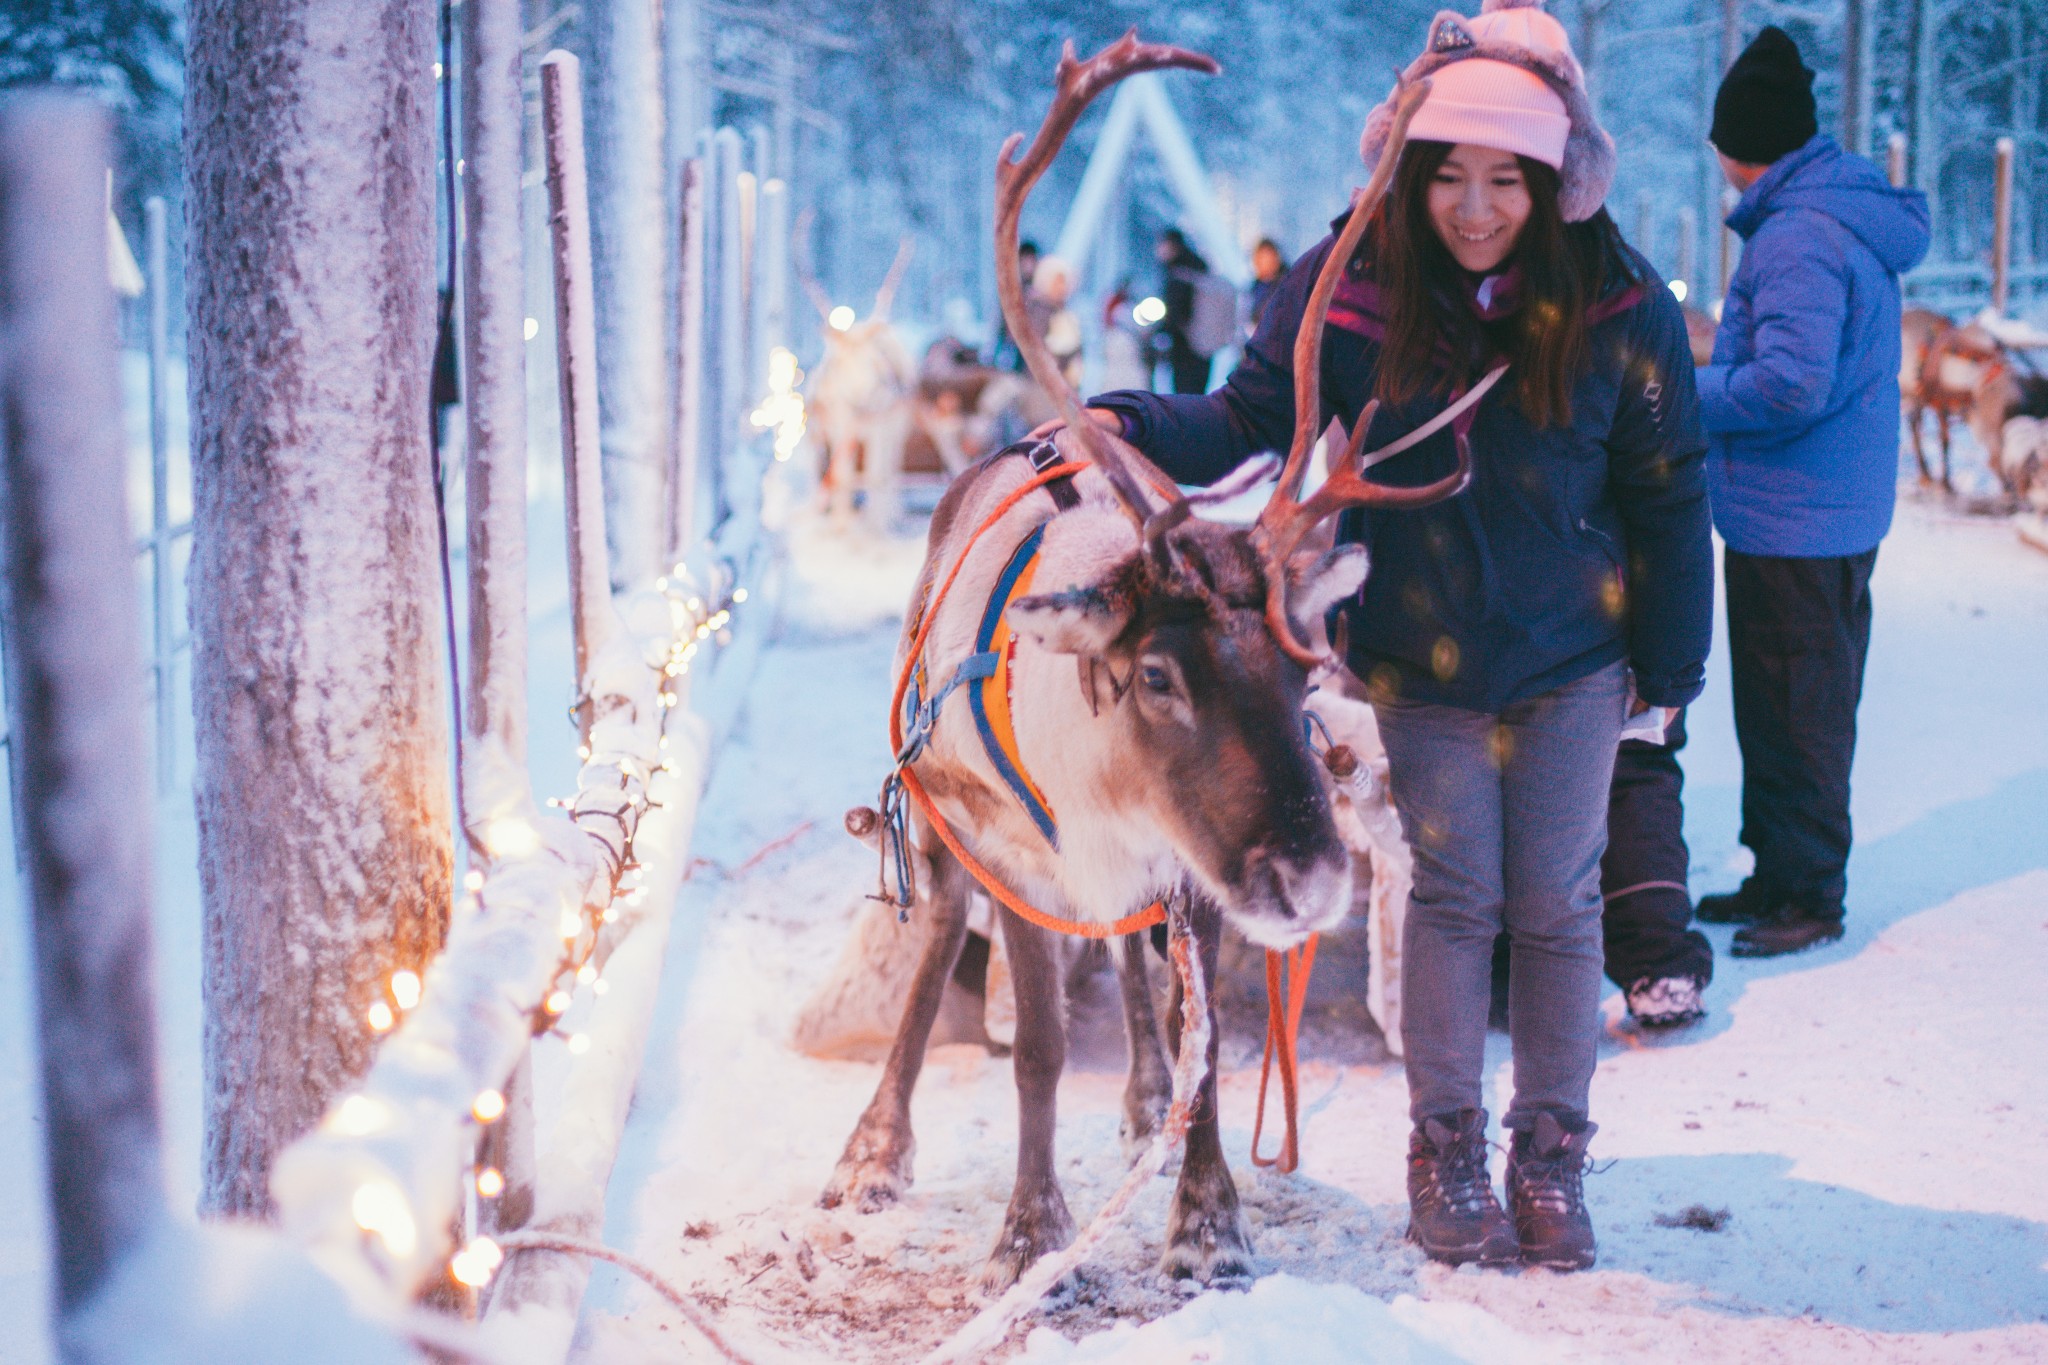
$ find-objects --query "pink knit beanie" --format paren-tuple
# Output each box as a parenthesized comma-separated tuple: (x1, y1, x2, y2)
(1359, 0, 1616, 222)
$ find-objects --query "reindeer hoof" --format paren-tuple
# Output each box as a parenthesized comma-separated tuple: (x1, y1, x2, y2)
(1161, 1165, 1254, 1283)
(1159, 1209, 1255, 1284)
(978, 1188, 1076, 1296)
(819, 1126, 915, 1213)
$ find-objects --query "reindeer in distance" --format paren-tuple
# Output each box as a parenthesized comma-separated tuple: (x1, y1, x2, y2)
(818, 37, 1461, 1293)
(795, 216, 918, 526)
(1902, 308, 2048, 500)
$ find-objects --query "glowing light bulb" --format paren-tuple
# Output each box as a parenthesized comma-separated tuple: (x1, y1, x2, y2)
(333, 1095, 392, 1137)
(352, 1182, 418, 1258)
(524, 316, 540, 341)
(567, 1033, 591, 1055)
(733, 587, 749, 604)
(592, 978, 610, 996)
(486, 815, 542, 860)
(828, 305, 855, 331)
(1133, 296, 1167, 326)
(475, 1166, 505, 1198)
(367, 1000, 395, 1033)
(449, 1236, 504, 1288)
(559, 911, 582, 939)
(576, 963, 597, 985)
(464, 870, 485, 893)
(1669, 279, 1689, 303)
(472, 1089, 507, 1123)
(545, 990, 572, 1015)
(389, 969, 421, 1011)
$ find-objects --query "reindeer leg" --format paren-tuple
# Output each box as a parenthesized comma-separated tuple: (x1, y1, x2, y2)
(1160, 890, 1254, 1284)
(1938, 410, 1954, 492)
(1114, 932, 1173, 1166)
(819, 844, 972, 1213)
(981, 909, 1076, 1295)
(1910, 403, 1933, 485)
(828, 434, 859, 525)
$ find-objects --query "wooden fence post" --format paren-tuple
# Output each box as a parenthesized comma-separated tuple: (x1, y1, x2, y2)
(1719, 186, 1739, 305)
(1887, 132, 1908, 188)
(0, 91, 164, 1316)
(465, 0, 538, 1245)
(145, 194, 176, 794)
(1677, 205, 1698, 299)
(541, 51, 615, 724)
(670, 157, 707, 561)
(1992, 137, 2014, 317)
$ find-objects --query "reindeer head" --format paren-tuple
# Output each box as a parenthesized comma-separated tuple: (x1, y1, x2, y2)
(994, 35, 1458, 947)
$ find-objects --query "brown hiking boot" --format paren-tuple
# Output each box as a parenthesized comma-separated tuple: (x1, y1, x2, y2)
(1406, 1109, 1517, 1267)
(1506, 1113, 1599, 1271)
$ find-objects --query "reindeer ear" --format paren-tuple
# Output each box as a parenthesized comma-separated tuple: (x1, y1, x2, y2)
(1290, 544, 1370, 633)
(1007, 586, 1131, 657)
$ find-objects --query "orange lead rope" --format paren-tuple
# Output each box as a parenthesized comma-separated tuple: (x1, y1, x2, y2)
(1251, 935, 1319, 1173)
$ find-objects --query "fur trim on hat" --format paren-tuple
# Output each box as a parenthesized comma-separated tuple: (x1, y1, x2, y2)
(1360, 0, 1616, 223)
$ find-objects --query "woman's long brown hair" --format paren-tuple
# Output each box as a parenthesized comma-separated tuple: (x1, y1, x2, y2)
(1369, 139, 1640, 429)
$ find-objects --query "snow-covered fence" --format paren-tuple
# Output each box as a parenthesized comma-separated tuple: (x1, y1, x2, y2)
(262, 43, 783, 1364)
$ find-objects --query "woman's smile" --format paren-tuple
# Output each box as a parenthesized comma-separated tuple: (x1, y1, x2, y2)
(1428, 143, 1533, 272)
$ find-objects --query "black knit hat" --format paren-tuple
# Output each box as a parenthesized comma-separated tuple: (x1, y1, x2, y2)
(1711, 26, 1817, 165)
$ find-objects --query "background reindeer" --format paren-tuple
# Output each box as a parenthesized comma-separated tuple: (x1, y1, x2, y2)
(817, 37, 1460, 1294)
(795, 218, 917, 525)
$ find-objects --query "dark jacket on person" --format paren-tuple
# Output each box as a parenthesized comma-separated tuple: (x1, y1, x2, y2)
(1699, 135, 1931, 557)
(1090, 230, 1714, 712)
(1161, 244, 1212, 360)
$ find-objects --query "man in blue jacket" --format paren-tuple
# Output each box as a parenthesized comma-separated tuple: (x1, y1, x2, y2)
(1694, 27, 1930, 956)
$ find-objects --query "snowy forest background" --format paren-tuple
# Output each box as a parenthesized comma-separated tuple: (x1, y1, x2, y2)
(18, 0, 2048, 347)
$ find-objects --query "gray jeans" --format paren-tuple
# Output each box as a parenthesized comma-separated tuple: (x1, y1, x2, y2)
(1375, 661, 1628, 1131)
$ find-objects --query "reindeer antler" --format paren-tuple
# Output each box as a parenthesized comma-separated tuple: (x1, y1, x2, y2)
(791, 207, 837, 326)
(997, 32, 1218, 542)
(1251, 73, 1478, 668)
(872, 236, 915, 321)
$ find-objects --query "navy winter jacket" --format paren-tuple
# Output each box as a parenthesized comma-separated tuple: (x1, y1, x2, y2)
(1090, 233, 1714, 712)
(1699, 136, 1931, 557)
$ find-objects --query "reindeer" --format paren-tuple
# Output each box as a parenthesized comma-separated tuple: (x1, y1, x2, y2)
(796, 220, 918, 525)
(818, 36, 1461, 1292)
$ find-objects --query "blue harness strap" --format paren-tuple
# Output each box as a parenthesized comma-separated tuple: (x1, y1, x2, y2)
(970, 524, 1060, 847)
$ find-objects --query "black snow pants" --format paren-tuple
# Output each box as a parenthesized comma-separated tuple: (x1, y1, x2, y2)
(1601, 707, 1714, 988)
(1724, 546, 1879, 916)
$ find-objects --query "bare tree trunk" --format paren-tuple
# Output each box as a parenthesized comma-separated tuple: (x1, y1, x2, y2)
(1909, 0, 1940, 211)
(186, 0, 453, 1220)
(587, 0, 670, 588)
(0, 94, 164, 1316)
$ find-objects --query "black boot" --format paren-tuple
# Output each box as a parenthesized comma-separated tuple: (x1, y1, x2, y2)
(1506, 1112, 1598, 1271)
(1730, 904, 1844, 958)
(1695, 877, 1772, 925)
(1406, 1109, 1516, 1266)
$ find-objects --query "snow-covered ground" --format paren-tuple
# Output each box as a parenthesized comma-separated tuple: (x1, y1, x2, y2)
(567, 495, 2048, 1363)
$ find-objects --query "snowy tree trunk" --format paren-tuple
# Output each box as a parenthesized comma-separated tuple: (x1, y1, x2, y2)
(0, 94, 164, 1315)
(186, 0, 454, 1220)
(670, 157, 707, 557)
(586, 0, 669, 589)
(1842, 0, 1872, 156)
(1909, 0, 1941, 206)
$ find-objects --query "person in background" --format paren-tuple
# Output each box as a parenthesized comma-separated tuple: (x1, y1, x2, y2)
(1025, 255, 1084, 388)
(1693, 26, 1930, 957)
(1247, 237, 1288, 336)
(1099, 278, 1152, 392)
(1155, 227, 1215, 393)
(1601, 709, 1713, 1024)
(989, 238, 1041, 372)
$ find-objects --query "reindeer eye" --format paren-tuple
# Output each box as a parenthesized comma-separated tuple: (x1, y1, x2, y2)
(1139, 664, 1173, 694)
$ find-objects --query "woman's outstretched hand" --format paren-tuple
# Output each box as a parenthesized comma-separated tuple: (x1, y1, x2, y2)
(1027, 407, 1123, 442)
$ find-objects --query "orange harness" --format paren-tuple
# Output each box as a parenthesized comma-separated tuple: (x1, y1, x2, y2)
(882, 452, 1316, 1172)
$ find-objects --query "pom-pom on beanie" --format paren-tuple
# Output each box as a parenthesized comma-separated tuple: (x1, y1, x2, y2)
(1360, 0, 1616, 222)
(1710, 26, 1817, 165)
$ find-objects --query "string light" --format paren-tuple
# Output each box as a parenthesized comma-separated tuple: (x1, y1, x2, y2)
(567, 1033, 591, 1055)
(475, 1166, 505, 1198)
(367, 1001, 395, 1033)
(449, 1235, 504, 1288)
(748, 347, 808, 462)
(544, 990, 572, 1016)
(351, 1181, 418, 1258)
(485, 815, 542, 860)
(463, 870, 485, 893)
(576, 963, 598, 984)
(390, 970, 421, 1011)
(333, 1095, 392, 1137)
(472, 1089, 507, 1123)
